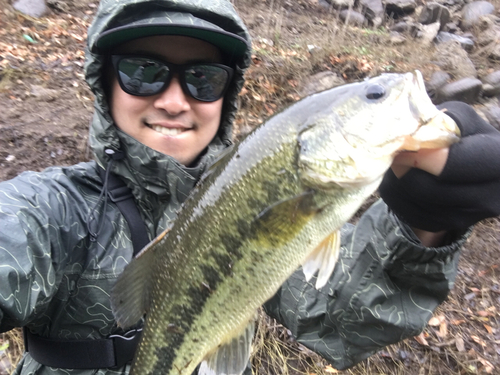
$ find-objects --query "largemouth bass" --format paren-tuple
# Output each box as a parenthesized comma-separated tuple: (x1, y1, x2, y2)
(111, 70, 460, 375)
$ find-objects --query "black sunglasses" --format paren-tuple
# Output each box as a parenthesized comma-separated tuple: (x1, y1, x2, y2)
(111, 55, 234, 102)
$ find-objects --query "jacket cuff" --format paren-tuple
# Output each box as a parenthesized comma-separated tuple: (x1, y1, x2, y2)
(383, 206, 471, 266)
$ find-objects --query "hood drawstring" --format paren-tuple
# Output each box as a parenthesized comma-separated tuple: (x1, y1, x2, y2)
(87, 149, 125, 242)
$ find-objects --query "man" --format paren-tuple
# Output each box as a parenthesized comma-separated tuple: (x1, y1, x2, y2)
(0, 0, 499, 374)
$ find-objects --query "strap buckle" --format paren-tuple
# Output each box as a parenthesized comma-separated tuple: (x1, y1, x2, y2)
(109, 328, 143, 368)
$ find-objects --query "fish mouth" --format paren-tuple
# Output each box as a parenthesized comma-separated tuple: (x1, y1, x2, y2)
(401, 70, 461, 151)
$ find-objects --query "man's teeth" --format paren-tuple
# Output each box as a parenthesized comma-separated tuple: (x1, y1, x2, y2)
(152, 126, 185, 136)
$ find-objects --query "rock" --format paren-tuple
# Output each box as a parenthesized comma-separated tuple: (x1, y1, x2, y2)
(300, 71, 346, 97)
(426, 70, 451, 102)
(418, 22, 441, 45)
(481, 71, 500, 97)
(391, 21, 413, 33)
(435, 32, 474, 52)
(13, 0, 48, 18)
(475, 16, 500, 46)
(438, 77, 483, 104)
(418, 2, 451, 29)
(385, 0, 418, 15)
(483, 105, 500, 130)
(339, 10, 367, 26)
(30, 85, 60, 102)
(359, 0, 384, 23)
(489, 44, 500, 61)
(433, 41, 477, 79)
(389, 31, 407, 44)
(325, 0, 355, 8)
(443, 22, 459, 33)
(460, 1, 495, 30)
(318, 0, 333, 10)
(46, 0, 70, 12)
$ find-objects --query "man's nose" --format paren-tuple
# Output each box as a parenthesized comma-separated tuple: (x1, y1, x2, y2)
(153, 76, 191, 114)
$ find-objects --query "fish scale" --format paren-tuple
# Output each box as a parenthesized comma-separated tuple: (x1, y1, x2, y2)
(111, 71, 461, 375)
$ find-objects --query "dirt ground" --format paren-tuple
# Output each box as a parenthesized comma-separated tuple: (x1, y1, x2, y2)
(1, 0, 500, 374)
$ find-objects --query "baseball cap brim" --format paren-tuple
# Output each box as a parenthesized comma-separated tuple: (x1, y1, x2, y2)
(95, 12, 249, 59)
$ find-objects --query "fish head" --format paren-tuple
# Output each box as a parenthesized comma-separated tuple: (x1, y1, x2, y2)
(298, 70, 460, 190)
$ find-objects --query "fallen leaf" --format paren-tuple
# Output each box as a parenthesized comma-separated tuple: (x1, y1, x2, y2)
(439, 321, 448, 338)
(451, 319, 466, 325)
(471, 335, 486, 347)
(252, 93, 263, 101)
(464, 292, 476, 300)
(477, 356, 495, 373)
(483, 324, 494, 334)
(324, 365, 339, 373)
(486, 306, 497, 313)
(428, 315, 446, 326)
(478, 310, 493, 317)
(415, 332, 429, 346)
(456, 336, 465, 352)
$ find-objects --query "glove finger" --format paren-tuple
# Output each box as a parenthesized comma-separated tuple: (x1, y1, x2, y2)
(440, 130, 500, 183)
(396, 168, 500, 211)
(380, 169, 500, 231)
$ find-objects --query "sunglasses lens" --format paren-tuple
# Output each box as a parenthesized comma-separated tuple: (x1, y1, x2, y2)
(115, 57, 231, 101)
(184, 65, 230, 101)
(117, 57, 169, 96)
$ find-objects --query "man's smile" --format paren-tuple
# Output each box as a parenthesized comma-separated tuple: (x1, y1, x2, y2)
(149, 125, 188, 136)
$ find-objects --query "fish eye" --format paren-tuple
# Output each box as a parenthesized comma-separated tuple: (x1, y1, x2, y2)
(365, 84, 386, 100)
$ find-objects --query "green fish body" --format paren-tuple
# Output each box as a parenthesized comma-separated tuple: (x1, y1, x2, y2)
(111, 71, 460, 375)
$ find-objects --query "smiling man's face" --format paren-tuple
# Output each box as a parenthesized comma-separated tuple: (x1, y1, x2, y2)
(109, 35, 224, 166)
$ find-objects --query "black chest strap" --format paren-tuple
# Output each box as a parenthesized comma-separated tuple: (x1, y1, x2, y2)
(24, 327, 142, 369)
(97, 165, 150, 255)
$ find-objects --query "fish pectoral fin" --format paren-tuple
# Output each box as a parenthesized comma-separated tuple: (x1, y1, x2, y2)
(111, 230, 165, 328)
(302, 230, 341, 289)
(198, 320, 255, 375)
(252, 191, 317, 246)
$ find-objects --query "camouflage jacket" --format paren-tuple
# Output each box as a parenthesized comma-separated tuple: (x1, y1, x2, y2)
(0, 162, 469, 374)
(0, 0, 469, 374)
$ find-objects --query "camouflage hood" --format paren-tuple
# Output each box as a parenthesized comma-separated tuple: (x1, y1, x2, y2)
(84, 0, 251, 204)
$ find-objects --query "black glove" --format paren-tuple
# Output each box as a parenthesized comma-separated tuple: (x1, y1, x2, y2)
(379, 101, 500, 232)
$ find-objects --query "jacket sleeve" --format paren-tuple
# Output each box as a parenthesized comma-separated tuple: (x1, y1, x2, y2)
(0, 169, 87, 332)
(263, 198, 469, 370)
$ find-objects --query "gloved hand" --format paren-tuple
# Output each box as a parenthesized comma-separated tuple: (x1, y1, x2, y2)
(379, 101, 500, 232)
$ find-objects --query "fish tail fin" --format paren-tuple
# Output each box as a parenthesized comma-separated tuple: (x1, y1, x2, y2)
(111, 235, 161, 328)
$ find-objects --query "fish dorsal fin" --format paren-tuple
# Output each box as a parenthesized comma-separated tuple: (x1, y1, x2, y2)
(111, 229, 169, 328)
(198, 320, 255, 375)
(302, 230, 341, 289)
(199, 145, 235, 182)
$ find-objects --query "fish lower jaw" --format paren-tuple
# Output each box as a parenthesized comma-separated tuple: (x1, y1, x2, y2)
(151, 125, 185, 136)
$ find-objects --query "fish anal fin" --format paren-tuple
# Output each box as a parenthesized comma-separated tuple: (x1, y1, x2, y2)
(302, 230, 341, 289)
(198, 320, 255, 375)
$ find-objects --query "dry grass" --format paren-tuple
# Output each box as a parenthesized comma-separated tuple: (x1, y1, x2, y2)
(0, 329, 24, 374)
